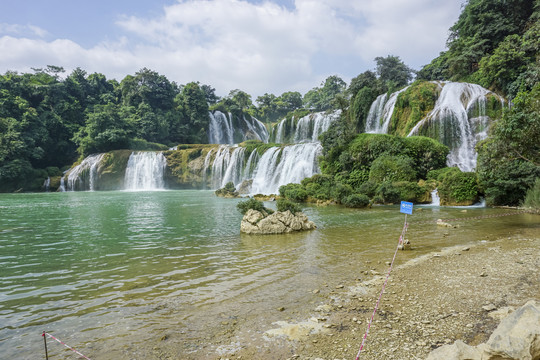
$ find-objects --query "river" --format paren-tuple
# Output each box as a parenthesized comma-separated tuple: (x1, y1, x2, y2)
(0, 190, 537, 359)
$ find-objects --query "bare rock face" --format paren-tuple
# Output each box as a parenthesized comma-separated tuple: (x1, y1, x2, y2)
(426, 300, 540, 360)
(240, 209, 316, 235)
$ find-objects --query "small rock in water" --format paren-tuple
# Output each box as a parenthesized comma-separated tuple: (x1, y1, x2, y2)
(462, 247, 470, 252)
(482, 304, 497, 312)
(277, 307, 285, 312)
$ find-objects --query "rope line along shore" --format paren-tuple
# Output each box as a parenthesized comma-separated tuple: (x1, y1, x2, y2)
(42, 332, 91, 360)
(411, 209, 536, 226)
(355, 217, 409, 359)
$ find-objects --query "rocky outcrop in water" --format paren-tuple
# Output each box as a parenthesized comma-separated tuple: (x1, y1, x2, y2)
(240, 209, 316, 235)
(426, 300, 540, 360)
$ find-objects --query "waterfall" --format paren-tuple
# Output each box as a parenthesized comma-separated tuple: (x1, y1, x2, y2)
(430, 189, 440, 206)
(365, 93, 387, 133)
(124, 152, 167, 190)
(250, 143, 323, 195)
(43, 177, 50, 192)
(407, 82, 500, 172)
(365, 87, 408, 134)
(273, 110, 340, 144)
(66, 153, 105, 191)
(202, 148, 214, 189)
(220, 147, 247, 188)
(208, 111, 234, 144)
(59, 176, 66, 192)
(208, 111, 269, 144)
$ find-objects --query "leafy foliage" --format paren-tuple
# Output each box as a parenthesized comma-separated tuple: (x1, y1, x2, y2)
(276, 199, 302, 214)
(236, 198, 272, 215)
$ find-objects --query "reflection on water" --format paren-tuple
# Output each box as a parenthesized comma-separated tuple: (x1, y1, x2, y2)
(0, 191, 537, 359)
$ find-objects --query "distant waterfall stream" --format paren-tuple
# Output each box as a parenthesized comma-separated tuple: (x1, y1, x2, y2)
(124, 152, 167, 191)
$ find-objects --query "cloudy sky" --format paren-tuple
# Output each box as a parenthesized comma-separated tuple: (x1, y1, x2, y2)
(0, 0, 462, 98)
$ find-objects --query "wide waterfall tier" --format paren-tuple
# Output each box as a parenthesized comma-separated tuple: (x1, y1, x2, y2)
(365, 81, 504, 171)
(407, 82, 503, 171)
(208, 110, 269, 144)
(207, 143, 322, 195)
(124, 152, 167, 190)
(63, 151, 167, 191)
(271, 110, 341, 144)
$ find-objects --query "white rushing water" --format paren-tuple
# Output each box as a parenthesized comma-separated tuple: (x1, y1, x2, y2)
(407, 82, 501, 172)
(272, 110, 340, 144)
(66, 153, 105, 191)
(124, 152, 167, 191)
(365, 87, 408, 134)
(208, 111, 269, 144)
(430, 189, 440, 206)
(250, 143, 322, 194)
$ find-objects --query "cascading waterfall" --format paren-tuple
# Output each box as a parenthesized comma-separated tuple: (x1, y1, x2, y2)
(66, 153, 105, 191)
(208, 111, 269, 144)
(365, 87, 409, 133)
(407, 82, 500, 172)
(430, 189, 440, 206)
(250, 143, 323, 195)
(124, 152, 167, 190)
(208, 111, 234, 144)
(272, 110, 340, 144)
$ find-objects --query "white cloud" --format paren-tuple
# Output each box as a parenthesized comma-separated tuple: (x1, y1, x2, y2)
(0, 0, 462, 97)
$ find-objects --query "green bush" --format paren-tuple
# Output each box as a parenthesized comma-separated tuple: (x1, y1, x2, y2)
(215, 181, 239, 197)
(402, 136, 448, 179)
(279, 183, 308, 202)
(332, 182, 354, 203)
(375, 182, 401, 204)
(276, 199, 302, 214)
(342, 193, 370, 208)
(369, 155, 416, 183)
(237, 198, 272, 215)
(358, 180, 378, 198)
(522, 178, 540, 209)
(393, 181, 425, 203)
(438, 168, 479, 205)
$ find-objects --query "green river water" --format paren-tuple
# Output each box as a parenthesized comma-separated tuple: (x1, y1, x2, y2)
(0, 190, 538, 359)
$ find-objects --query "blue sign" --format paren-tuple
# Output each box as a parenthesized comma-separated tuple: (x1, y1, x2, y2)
(400, 201, 413, 215)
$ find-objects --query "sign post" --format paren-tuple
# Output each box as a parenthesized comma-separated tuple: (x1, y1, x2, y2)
(399, 201, 413, 250)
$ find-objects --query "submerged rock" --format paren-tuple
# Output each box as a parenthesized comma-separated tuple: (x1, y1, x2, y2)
(240, 209, 316, 235)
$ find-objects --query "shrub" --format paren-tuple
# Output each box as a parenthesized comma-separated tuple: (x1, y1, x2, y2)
(358, 180, 378, 198)
(393, 181, 425, 203)
(215, 181, 239, 197)
(402, 136, 449, 179)
(522, 178, 540, 209)
(332, 182, 354, 203)
(369, 155, 416, 183)
(237, 198, 272, 215)
(375, 182, 401, 204)
(279, 183, 308, 202)
(438, 168, 479, 205)
(342, 193, 370, 208)
(276, 199, 302, 214)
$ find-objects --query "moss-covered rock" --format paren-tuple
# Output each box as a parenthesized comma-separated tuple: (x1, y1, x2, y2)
(390, 80, 440, 136)
(164, 145, 216, 189)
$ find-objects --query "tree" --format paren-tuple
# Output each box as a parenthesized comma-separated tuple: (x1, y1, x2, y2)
(375, 55, 414, 91)
(477, 84, 540, 205)
(177, 82, 210, 143)
(228, 89, 252, 111)
(303, 75, 346, 111)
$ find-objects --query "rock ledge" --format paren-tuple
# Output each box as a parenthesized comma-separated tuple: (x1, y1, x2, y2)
(240, 209, 316, 235)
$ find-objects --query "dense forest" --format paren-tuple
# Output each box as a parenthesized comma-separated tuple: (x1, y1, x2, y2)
(0, 0, 539, 207)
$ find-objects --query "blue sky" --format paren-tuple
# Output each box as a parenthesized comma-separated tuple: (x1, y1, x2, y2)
(0, 0, 462, 98)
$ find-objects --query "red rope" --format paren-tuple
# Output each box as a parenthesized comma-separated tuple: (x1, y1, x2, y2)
(355, 218, 408, 359)
(42, 332, 91, 360)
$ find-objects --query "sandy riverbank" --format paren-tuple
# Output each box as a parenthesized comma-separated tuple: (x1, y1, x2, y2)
(226, 226, 540, 360)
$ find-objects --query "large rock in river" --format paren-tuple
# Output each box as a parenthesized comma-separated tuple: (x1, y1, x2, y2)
(240, 209, 316, 235)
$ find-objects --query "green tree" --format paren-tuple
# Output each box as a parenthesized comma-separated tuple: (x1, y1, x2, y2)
(375, 55, 414, 91)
